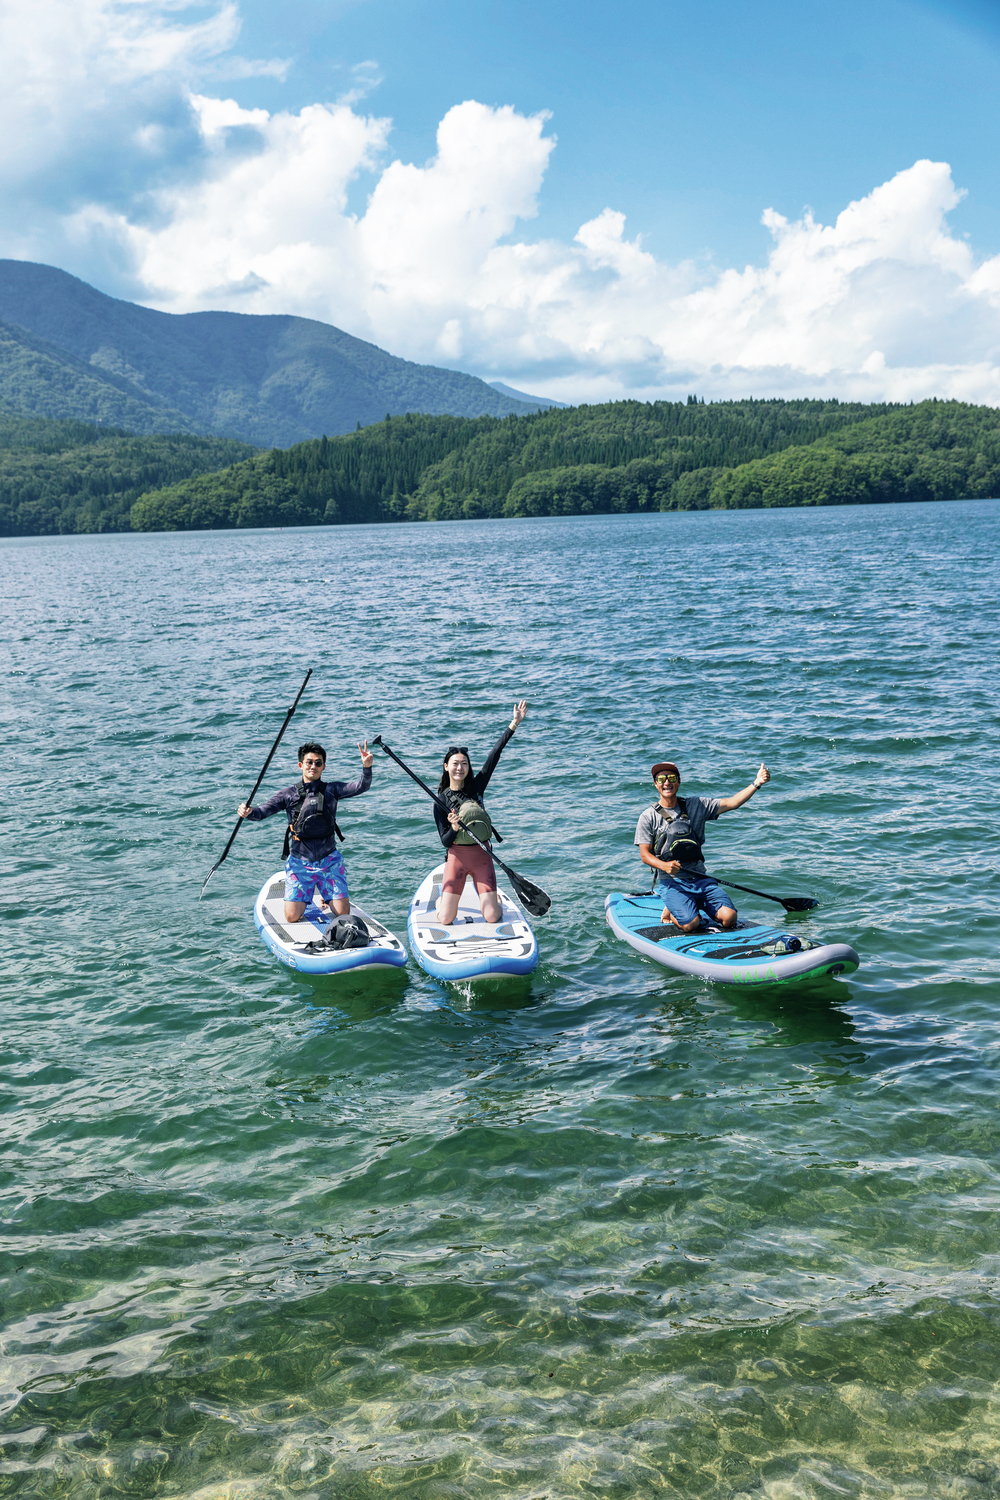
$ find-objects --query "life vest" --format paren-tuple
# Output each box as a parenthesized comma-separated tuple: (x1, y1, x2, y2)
(282, 781, 345, 859)
(648, 797, 703, 869)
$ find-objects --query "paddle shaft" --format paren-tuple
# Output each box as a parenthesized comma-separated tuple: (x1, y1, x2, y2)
(713, 875, 815, 909)
(199, 667, 313, 898)
(372, 736, 550, 914)
(650, 866, 816, 912)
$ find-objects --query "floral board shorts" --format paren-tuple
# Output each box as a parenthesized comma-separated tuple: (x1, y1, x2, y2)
(284, 850, 349, 905)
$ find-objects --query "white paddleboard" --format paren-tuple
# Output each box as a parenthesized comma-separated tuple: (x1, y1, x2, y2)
(253, 870, 407, 974)
(407, 864, 539, 981)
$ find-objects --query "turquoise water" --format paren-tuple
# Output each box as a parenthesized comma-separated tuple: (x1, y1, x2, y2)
(2, 500, 999, 1500)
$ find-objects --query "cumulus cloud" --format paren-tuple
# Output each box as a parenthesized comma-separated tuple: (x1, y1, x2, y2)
(3, 0, 1000, 405)
(71, 92, 392, 310)
(0, 0, 238, 191)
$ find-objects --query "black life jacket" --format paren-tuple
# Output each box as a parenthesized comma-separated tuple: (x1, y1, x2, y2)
(282, 781, 345, 859)
(648, 797, 703, 869)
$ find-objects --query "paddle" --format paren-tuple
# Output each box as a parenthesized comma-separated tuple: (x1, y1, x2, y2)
(643, 869, 817, 913)
(199, 667, 313, 899)
(709, 876, 817, 912)
(371, 735, 551, 918)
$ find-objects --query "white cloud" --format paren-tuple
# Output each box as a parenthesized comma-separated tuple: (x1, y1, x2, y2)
(69, 92, 391, 310)
(0, 0, 239, 191)
(3, 0, 1000, 406)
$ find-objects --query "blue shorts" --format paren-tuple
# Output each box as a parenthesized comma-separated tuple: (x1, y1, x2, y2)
(656, 874, 733, 926)
(284, 850, 349, 905)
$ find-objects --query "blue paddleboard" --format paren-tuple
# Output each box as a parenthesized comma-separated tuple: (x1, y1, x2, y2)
(605, 891, 859, 986)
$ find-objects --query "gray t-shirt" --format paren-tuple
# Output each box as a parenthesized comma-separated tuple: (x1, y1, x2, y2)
(634, 795, 721, 878)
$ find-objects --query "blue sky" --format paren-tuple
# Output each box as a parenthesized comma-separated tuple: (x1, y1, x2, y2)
(1, 0, 999, 403)
(230, 0, 1000, 266)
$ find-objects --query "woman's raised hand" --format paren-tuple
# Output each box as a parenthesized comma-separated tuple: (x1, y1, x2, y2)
(359, 739, 373, 768)
(510, 700, 528, 729)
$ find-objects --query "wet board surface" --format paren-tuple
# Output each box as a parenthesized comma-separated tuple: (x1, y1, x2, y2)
(605, 891, 859, 986)
(253, 870, 407, 975)
(407, 865, 539, 982)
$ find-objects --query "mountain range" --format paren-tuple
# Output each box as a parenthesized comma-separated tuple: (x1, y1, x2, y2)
(0, 260, 559, 448)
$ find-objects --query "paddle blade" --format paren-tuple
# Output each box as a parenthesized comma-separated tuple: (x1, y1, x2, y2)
(199, 814, 245, 899)
(506, 868, 551, 918)
(781, 897, 819, 911)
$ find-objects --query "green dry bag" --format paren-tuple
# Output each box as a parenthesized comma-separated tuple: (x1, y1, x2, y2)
(453, 799, 493, 846)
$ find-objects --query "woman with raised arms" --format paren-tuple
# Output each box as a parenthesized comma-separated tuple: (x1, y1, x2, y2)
(434, 701, 528, 926)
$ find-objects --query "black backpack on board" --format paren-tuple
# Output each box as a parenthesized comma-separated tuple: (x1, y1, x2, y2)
(302, 913, 371, 954)
(321, 914, 370, 950)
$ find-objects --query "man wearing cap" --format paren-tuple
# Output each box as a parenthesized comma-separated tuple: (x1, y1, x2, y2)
(635, 760, 771, 933)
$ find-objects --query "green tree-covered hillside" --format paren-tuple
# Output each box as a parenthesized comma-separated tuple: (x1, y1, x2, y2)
(0, 319, 196, 435)
(0, 413, 258, 535)
(130, 398, 1000, 533)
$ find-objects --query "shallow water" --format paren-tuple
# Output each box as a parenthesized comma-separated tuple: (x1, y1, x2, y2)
(1, 501, 999, 1499)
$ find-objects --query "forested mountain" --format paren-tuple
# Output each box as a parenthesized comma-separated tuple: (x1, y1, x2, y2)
(0, 413, 257, 535)
(0, 260, 539, 447)
(129, 397, 1000, 533)
(0, 319, 197, 435)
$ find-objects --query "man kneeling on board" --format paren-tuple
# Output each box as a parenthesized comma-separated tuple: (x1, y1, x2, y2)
(237, 739, 373, 924)
(635, 759, 770, 933)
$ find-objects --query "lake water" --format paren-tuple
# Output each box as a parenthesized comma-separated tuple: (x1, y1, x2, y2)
(2, 500, 999, 1500)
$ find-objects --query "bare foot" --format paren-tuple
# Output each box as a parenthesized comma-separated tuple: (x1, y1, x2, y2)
(660, 908, 700, 932)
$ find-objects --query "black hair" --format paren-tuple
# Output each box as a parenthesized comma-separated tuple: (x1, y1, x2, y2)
(438, 746, 473, 794)
(298, 741, 326, 765)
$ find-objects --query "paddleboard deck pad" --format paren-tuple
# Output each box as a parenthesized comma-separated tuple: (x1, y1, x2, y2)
(408, 865, 539, 981)
(254, 871, 407, 974)
(605, 891, 859, 986)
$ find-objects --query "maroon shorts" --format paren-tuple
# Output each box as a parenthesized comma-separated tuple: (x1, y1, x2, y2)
(441, 842, 497, 896)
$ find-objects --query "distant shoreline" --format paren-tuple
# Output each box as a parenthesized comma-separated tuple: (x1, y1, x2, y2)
(4, 397, 999, 537)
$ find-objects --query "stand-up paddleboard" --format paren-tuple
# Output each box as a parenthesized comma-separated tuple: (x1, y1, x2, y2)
(253, 870, 407, 975)
(605, 891, 859, 986)
(407, 865, 539, 981)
